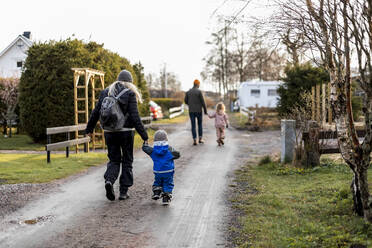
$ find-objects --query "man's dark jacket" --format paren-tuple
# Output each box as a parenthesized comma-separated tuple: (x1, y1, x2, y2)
(184, 86, 207, 113)
(85, 84, 148, 141)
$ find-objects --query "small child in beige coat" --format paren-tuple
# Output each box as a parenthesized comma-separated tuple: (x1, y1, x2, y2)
(208, 102, 229, 146)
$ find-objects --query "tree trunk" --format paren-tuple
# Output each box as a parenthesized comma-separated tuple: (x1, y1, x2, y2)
(303, 121, 320, 167)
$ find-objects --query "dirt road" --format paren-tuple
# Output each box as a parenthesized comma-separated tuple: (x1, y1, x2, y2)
(0, 118, 280, 248)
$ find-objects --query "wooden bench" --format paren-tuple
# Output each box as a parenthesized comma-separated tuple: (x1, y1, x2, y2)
(302, 129, 366, 154)
(46, 124, 90, 163)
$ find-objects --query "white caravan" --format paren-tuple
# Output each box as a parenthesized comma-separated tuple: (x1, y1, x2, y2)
(237, 80, 283, 108)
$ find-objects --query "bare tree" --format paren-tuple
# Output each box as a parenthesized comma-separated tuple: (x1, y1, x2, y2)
(276, 0, 372, 222)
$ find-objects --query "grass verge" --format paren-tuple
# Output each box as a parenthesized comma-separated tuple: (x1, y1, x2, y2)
(0, 153, 107, 184)
(153, 113, 188, 125)
(231, 157, 372, 247)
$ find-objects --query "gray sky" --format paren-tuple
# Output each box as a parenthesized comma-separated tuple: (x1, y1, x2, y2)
(0, 0, 267, 91)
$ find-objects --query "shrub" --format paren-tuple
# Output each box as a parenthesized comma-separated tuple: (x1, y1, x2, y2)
(152, 98, 183, 111)
(19, 39, 149, 142)
(277, 63, 329, 117)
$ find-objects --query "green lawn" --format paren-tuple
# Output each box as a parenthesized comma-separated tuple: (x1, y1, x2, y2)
(0, 129, 155, 184)
(0, 153, 108, 184)
(231, 157, 372, 248)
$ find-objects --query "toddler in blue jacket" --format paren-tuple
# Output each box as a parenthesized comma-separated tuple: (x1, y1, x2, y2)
(142, 130, 180, 205)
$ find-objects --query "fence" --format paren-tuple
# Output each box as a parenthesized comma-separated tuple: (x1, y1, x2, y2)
(169, 104, 184, 119)
(240, 107, 256, 121)
(46, 117, 152, 163)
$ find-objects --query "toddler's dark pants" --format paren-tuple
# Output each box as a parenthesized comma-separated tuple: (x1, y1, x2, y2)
(104, 131, 134, 194)
(153, 172, 174, 194)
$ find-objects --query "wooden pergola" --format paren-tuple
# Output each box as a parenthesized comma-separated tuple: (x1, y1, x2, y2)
(72, 68, 105, 151)
(311, 83, 333, 126)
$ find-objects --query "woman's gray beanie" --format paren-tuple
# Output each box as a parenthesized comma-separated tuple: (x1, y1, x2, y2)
(154, 130, 168, 141)
(117, 70, 133, 82)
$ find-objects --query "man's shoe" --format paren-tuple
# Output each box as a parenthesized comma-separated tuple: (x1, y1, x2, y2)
(199, 138, 204, 144)
(162, 193, 172, 205)
(152, 190, 162, 200)
(193, 139, 197, 146)
(118, 192, 129, 200)
(105, 181, 115, 201)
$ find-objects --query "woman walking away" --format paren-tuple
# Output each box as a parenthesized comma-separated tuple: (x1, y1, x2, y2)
(85, 70, 149, 201)
(208, 102, 229, 146)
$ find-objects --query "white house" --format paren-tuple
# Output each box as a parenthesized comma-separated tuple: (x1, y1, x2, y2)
(238, 80, 283, 108)
(0, 32, 33, 78)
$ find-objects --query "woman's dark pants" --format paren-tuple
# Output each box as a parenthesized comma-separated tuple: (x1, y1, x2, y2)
(189, 112, 203, 139)
(104, 131, 134, 194)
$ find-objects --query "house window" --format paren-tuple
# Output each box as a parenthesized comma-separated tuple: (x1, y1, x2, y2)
(251, 89, 260, 97)
(17, 61, 23, 68)
(268, 89, 278, 96)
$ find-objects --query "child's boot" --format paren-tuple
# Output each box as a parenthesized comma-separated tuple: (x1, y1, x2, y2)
(152, 190, 162, 200)
(162, 193, 172, 205)
(152, 186, 162, 200)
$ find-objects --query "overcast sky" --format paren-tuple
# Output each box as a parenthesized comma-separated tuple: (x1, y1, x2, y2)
(0, 0, 270, 91)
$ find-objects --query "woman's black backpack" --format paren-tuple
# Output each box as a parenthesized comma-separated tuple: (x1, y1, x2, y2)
(100, 88, 130, 131)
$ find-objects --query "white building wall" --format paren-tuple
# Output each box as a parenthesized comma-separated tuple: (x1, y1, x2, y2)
(238, 81, 282, 108)
(0, 40, 29, 78)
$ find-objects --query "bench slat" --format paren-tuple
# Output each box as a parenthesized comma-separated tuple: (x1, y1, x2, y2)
(46, 124, 87, 135)
(46, 137, 90, 151)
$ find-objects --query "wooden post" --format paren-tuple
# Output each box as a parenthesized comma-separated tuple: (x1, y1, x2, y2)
(316, 84, 321, 123)
(322, 83, 326, 126)
(66, 132, 70, 158)
(328, 82, 332, 124)
(47, 134, 51, 163)
(91, 76, 96, 150)
(74, 73, 79, 153)
(312, 86, 316, 120)
(85, 72, 90, 153)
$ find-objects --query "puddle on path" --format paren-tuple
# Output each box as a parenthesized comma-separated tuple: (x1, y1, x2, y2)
(9, 215, 55, 226)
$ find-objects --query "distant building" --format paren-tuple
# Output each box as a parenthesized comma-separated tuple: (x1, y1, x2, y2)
(0, 32, 33, 78)
(238, 80, 283, 108)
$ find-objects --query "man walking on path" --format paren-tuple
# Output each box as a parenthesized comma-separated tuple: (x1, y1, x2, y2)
(184, 79, 208, 145)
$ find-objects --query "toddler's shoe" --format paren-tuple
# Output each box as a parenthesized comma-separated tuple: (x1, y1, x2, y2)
(152, 190, 162, 200)
(162, 193, 172, 205)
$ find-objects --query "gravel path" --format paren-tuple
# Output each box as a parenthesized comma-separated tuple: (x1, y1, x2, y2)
(0, 119, 280, 248)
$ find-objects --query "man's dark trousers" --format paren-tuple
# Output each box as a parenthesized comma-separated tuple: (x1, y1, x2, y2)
(104, 131, 134, 194)
(189, 112, 203, 139)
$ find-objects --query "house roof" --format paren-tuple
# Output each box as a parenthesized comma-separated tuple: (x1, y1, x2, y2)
(239, 80, 283, 88)
(0, 35, 33, 58)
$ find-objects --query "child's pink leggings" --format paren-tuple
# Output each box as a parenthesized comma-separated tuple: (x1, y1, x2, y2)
(216, 127, 225, 140)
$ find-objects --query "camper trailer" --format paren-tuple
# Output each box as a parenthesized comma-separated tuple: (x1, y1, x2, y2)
(237, 80, 283, 108)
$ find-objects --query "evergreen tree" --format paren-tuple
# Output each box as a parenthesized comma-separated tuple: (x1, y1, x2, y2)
(277, 63, 329, 117)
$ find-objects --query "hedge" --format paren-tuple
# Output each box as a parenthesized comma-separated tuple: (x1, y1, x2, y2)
(19, 39, 149, 142)
(152, 98, 183, 111)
